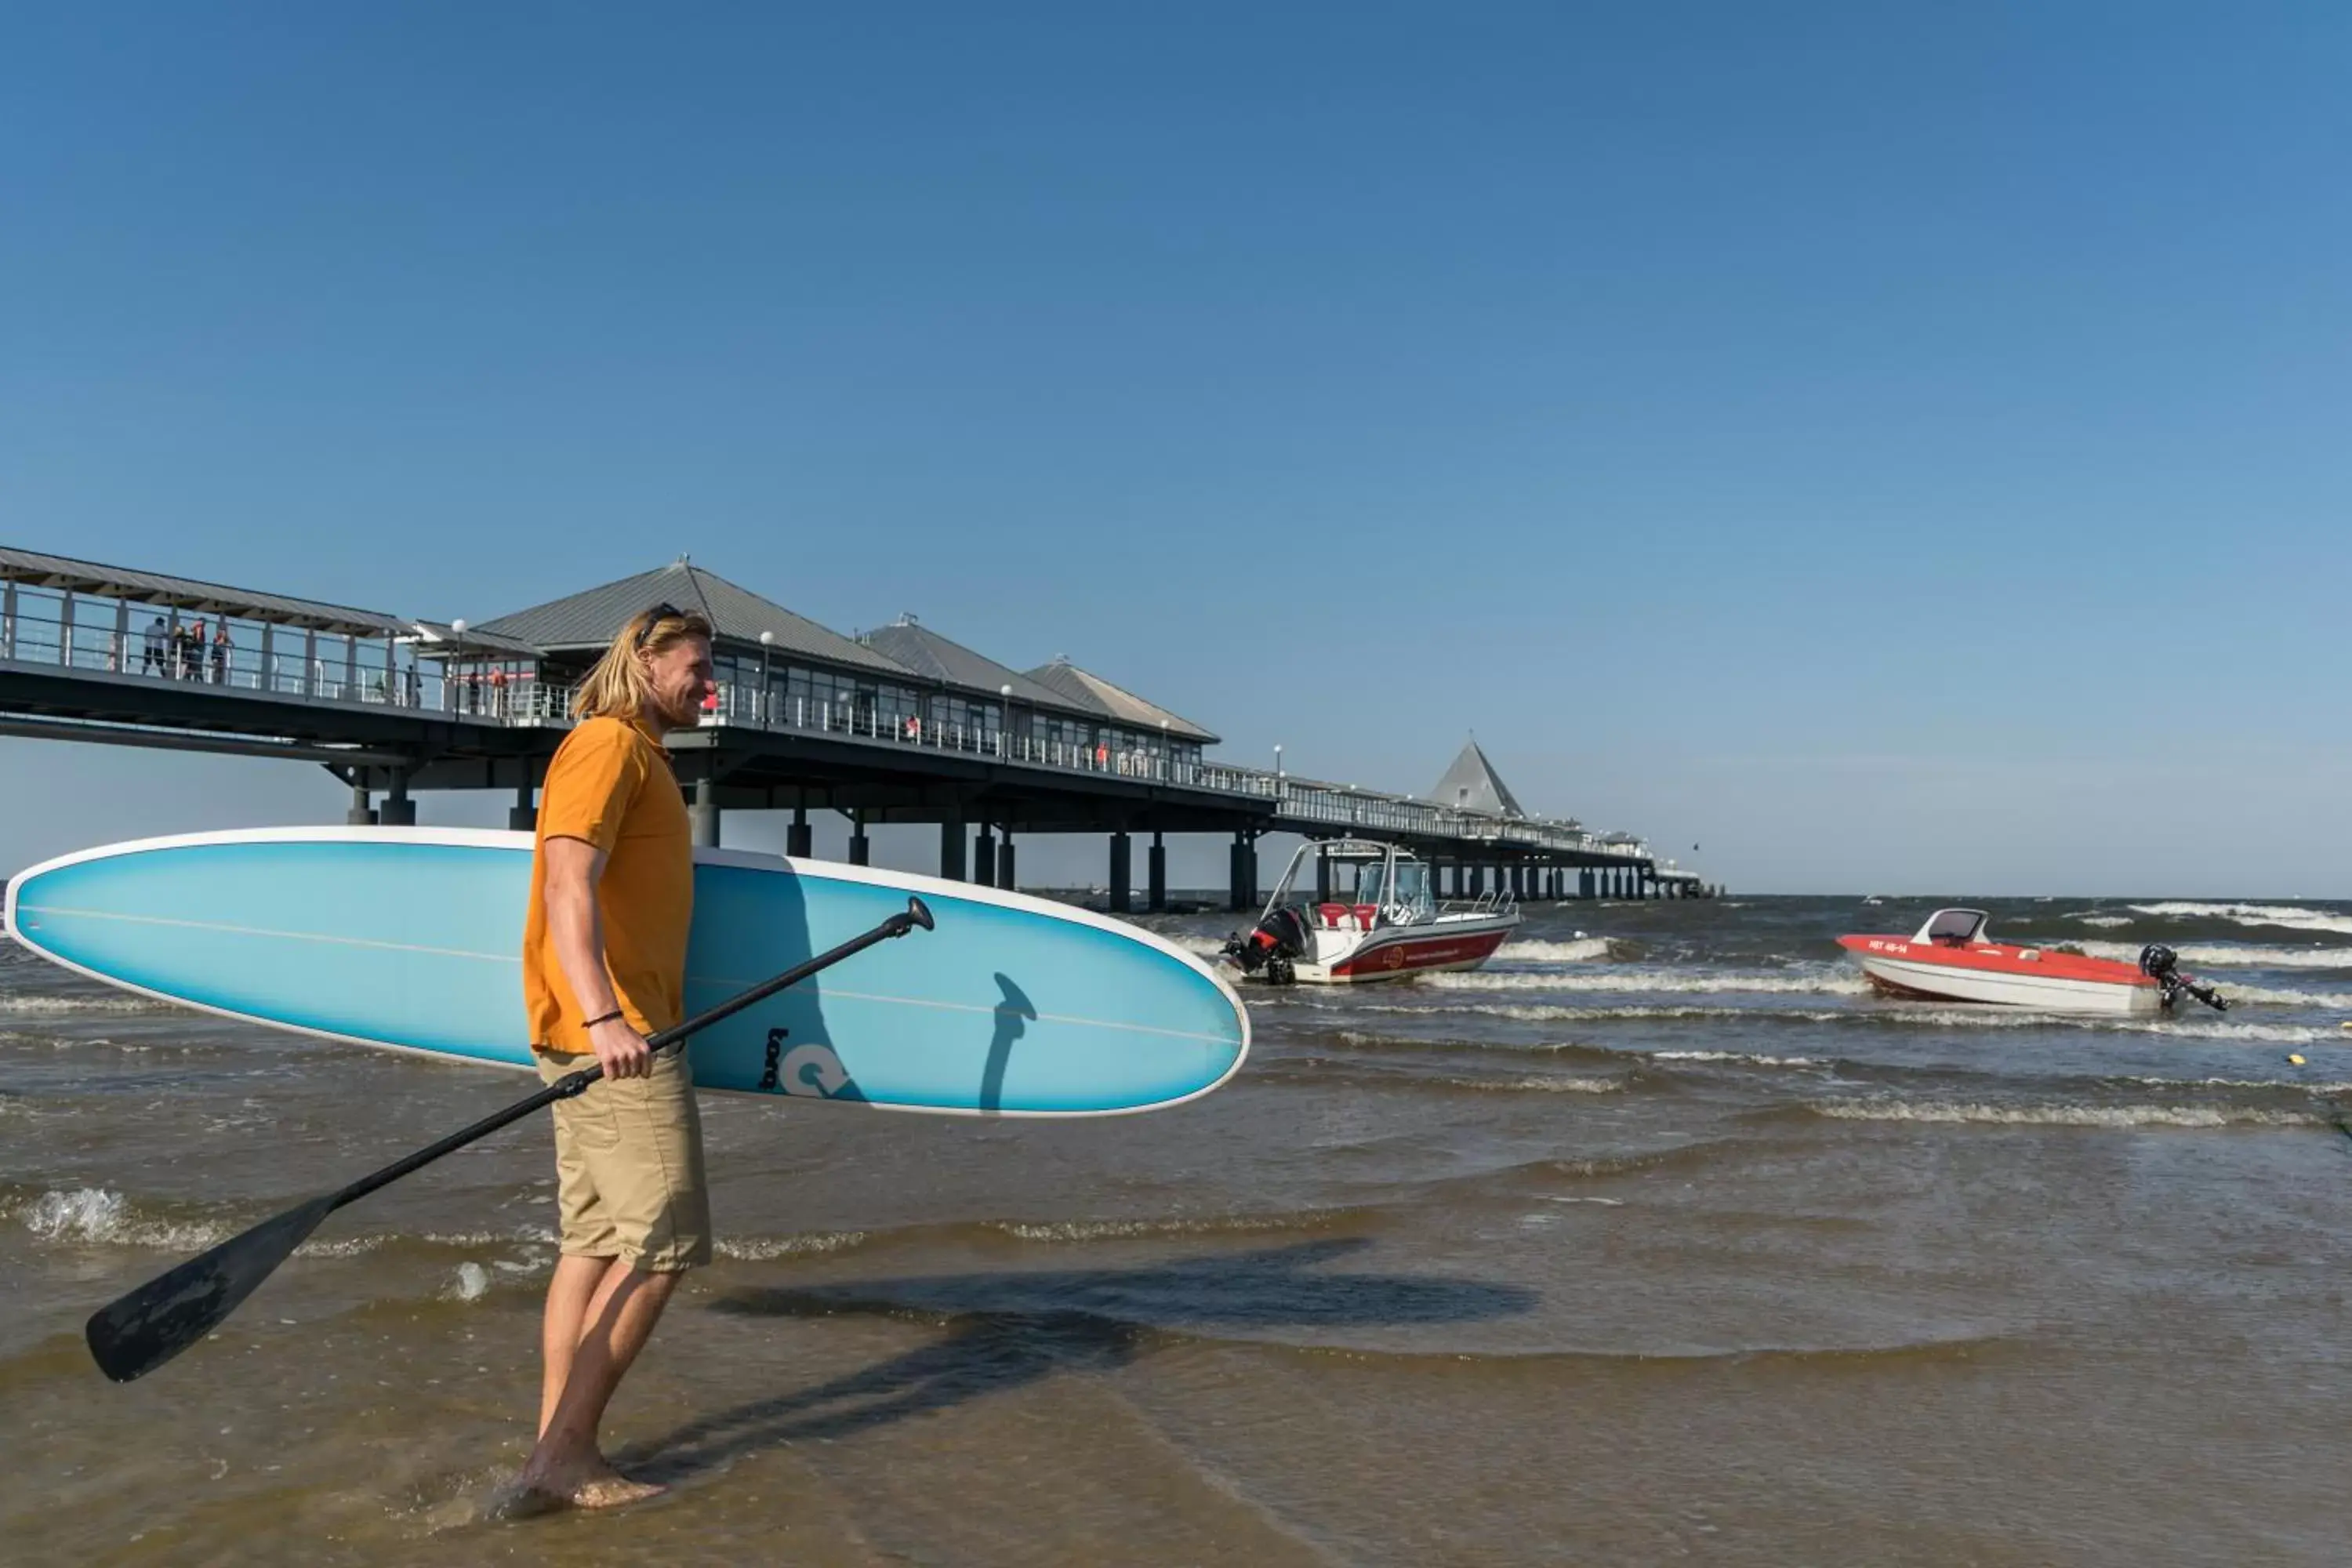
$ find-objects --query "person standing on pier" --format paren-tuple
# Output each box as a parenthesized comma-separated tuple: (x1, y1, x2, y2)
(511, 602, 717, 1511)
(141, 615, 166, 676)
(209, 622, 230, 685)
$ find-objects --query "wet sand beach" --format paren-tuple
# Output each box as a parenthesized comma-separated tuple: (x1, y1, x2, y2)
(5, 895, 2348, 1564)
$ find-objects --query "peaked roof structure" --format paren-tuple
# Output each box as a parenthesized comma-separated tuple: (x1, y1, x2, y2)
(410, 619, 547, 659)
(1430, 739, 1527, 818)
(858, 616, 1071, 707)
(475, 560, 910, 674)
(0, 543, 410, 637)
(1025, 657, 1220, 745)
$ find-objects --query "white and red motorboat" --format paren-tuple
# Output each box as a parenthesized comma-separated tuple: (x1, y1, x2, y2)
(1221, 839, 1519, 984)
(1838, 909, 2226, 1017)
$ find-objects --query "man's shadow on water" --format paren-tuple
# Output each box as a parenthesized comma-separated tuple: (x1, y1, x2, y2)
(619, 1236, 1536, 1483)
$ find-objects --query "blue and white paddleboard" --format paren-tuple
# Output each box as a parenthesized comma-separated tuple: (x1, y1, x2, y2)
(3, 829, 1247, 1117)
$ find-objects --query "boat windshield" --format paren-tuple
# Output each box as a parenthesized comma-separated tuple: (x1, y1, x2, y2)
(1920, 909, 1988, 946)
(1360, 860, 1435, 921)
(1259, 841, 1436, 925)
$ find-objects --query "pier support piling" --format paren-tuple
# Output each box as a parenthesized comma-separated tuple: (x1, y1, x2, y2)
(508, 775, 537, 833)
(690, 778, 720, 848)
(379, 770, 416, 828)
(1109, 831, 1132, 913)
(1148, 832, 1167, 913)
(940, 816, 967, 882)
(973, 826, 996, 888)
(786, 803, 811, 859)
(998, 832, 1017, 891)
(346, 782, 376, 826)
(848, 811, 870, 866)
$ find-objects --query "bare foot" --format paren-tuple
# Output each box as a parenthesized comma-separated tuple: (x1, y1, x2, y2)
(567, 1472, 666, 1509)
(513, 1452, 666, 1512)
(477, 1478, 572, 1522)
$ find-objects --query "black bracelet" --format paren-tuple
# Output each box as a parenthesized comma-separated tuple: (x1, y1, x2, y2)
(582, 1009, 626, 1029)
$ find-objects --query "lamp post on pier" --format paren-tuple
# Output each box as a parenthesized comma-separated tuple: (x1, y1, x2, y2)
(449, 619, 466, 714)
(759, 630, 774, 726)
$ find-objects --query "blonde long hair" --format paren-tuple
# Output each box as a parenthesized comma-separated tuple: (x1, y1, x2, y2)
(570, 604, 715, 721)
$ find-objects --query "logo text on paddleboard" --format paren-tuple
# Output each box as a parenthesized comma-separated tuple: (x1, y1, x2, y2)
(779, 1042, 851, 1098)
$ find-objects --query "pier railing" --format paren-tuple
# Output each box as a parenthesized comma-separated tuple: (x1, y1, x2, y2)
(1, 590, 426, 708)
(690, 681, 1639, 858)
(0, 591, 1648, 862)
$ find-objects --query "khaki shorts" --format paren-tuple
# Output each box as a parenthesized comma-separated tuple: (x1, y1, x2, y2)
(535, 1044, 713, 1272)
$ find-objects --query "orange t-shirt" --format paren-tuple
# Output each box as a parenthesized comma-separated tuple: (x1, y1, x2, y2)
(523, 714, 694, 1054)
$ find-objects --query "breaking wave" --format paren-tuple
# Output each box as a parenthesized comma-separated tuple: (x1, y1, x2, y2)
(983, 1210, 1347, 1243)
(1368, 1000, 2338, 1044)
(1651, 1050, 1826, 1068)
(2203, 982, 2352, 1009)
(1495, 938, 1613, 964)
(1803, 1099, 2320, 1129)
(1422, 967, 1867, 997)
(2127, 902, 2352, 937)
(2118, 1073, 2352, 1094)
(1261, 1065, 1626, 1096)
(2076, 940, 2352, 971)
(0, 994, 165, 1014)
(715, 1229, 873, 1261)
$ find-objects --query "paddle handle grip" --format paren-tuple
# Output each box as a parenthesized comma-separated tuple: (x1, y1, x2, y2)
(324, 897, 933, 1214)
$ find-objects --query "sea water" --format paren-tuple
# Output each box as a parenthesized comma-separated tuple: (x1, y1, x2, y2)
(4, 895, 2347, 1563)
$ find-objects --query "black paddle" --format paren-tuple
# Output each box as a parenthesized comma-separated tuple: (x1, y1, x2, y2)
(86, 896, 935, 1383)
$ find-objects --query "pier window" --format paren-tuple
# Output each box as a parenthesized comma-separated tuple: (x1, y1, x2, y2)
(787, 666, 855, 724)
(929, 693, 1000, 745)
(864, 683, 917, 738)
(784, 666, 924, 736)
(1035, 713, 1094, 763)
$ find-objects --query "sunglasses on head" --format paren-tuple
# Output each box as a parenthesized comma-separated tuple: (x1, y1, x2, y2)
(635, 603, 683, 651)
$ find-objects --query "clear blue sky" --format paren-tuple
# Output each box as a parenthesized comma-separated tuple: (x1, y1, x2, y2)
(4, 3, 2347, 894)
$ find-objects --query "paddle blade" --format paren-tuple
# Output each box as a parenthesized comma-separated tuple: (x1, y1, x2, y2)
(85, 1195, 336, 1382)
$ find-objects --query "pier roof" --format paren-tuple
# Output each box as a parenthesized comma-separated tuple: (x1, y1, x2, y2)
(474, 560, 910, 675)
(1430, 739, 1527, 819)
(408, 620, 547, 659)
(0, 544, 410, 637)
(1024, 657, 1220, 745)
(859, 616, 1073, 708)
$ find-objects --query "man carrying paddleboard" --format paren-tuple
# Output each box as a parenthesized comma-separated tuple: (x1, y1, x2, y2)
(513, 602, 717, 1508)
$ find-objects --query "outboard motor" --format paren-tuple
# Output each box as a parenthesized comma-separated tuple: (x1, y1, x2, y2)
(1221, 905, 1312, 985)
(2139, 943, 2228, 1012)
